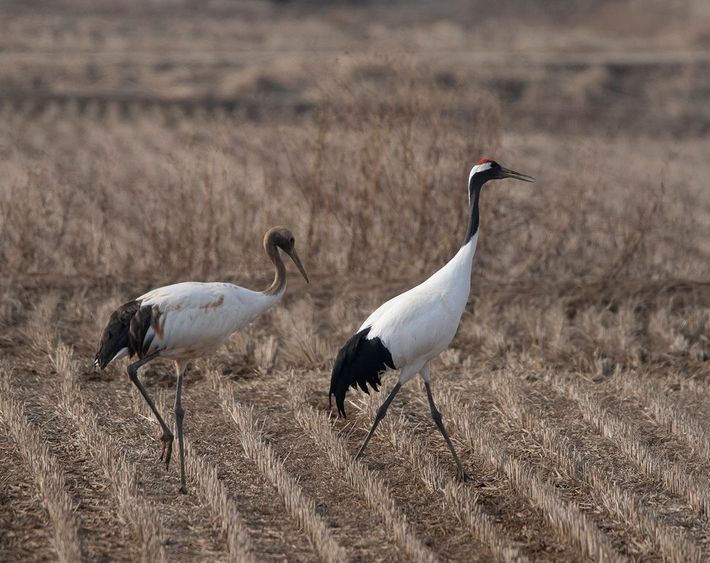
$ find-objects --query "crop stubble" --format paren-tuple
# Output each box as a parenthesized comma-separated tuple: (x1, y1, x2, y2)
(2, 1, 710, 561)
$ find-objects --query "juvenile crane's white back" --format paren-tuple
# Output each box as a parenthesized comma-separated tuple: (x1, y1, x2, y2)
(123, 281, 283, 361)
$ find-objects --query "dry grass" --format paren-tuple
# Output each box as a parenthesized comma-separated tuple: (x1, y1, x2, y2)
(1, 1, 710, 561)
(358, 397, 525, 562)
(433, 389, 618, 561)
(491, 374, 703, 562)
(616, 371, 710, 463)
(184, 452, 255, 562)
(51, 344, 167, 563)
(288, 384, 438, 563)
(129, 384, 254, 563)
(555, 377, 710, 519)
(3, 108, 708, 292)
(209, 370, 347, 563)
(0, 368, 82, 563)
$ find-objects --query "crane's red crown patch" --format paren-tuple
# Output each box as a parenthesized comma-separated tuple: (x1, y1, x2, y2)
(477, 158, 493, 165)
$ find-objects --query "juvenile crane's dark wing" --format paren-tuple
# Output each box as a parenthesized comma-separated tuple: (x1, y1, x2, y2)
(93, 300, 144, 369)
(94, 299, 160, 369)
(329, 327, 395, 417)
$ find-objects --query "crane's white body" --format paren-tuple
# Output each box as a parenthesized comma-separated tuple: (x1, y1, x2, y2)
(361, 232, 478, 382)
(113, 281, 283, 363)
(334, 160, 533, 475)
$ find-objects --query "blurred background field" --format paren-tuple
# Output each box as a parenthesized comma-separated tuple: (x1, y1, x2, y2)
(2, 0, 710, 283)
(1, 1, 710, 561)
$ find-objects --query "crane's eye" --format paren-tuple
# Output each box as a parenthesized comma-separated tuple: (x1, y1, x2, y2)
(289, 237, 295, 245)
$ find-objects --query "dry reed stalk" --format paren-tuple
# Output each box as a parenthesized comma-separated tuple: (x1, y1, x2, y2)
(617, 372, 710, 463)
(208, 370, 347, 563)
(0, 369, 83, 563)
(433, 390, 619, 562)
(555, 378, 710, 520)
(682, 379, 710, 402)
(130, 388, 254, 563)
(357, 397, 525, 563)
(18, 294, 59, 355)
(272, 299, 331, 369)
(50, 345, 167, 563)
(285, 384, 438, 563)
(492, 378, 703, 562)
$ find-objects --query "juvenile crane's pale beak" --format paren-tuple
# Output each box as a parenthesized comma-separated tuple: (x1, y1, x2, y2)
(500, 167, 535, 183)
(287, 248, 309, 283)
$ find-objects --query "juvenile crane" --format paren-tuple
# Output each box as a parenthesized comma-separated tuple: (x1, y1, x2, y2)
(330, 160, 534, 479)
(94, 226, 308, 493)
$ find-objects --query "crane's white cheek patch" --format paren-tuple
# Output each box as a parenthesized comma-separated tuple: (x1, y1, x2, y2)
(468, 162, 492, 184)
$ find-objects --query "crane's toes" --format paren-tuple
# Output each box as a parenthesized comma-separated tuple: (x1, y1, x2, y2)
(457, 469, 472, 483)
(179, 485, 188, 495)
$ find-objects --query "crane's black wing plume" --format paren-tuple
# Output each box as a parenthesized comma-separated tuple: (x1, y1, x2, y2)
(329, 327, 395, 417)
(94, 299, 157, 369)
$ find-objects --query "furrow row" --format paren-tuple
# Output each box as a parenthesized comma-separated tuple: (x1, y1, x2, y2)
(356, 396, 527, 563)
(434, 389, 620, 562)
(555, 378, 710, 519)
(130, 386, 254, 563)
(51, 345, 167, 563)
(285, 385, 439, 563)
(616, 372, 710, 463)
(491, 376, 704, 562)
(0, 369, 83, 563)
(183, 443, 256, 563)
(209, 370, 347, 563)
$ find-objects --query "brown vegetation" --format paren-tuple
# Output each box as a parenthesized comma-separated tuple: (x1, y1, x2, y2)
(0, 371, 82, 563)
(1, 0, 710, 561)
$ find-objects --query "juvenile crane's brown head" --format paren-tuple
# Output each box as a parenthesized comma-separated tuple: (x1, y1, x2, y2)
(264, 226, 309, 284)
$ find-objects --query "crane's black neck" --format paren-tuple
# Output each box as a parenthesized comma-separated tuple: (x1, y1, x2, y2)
(465, 178, 483, 244)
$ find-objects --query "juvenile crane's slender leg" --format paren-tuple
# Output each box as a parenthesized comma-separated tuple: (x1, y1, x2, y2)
(355, 382, 401, 460)
(127, 352, 174, 467)
(174, 361, 188, 494)
(422, 366, 468, 481)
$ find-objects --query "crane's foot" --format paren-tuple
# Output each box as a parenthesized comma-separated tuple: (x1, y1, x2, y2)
(159, 430, 174, 469)
(457, 469, 471, 483)
(179, 485, 188, 495)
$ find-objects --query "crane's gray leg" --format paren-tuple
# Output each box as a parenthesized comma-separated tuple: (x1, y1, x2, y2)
(127, 352, 174, 468)
(422, 368, 468, 481)
(355, 383, 401, 460)
(174, 361, 188, 494)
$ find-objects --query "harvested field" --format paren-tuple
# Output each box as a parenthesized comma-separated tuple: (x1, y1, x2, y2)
(1, 1, 710, 561)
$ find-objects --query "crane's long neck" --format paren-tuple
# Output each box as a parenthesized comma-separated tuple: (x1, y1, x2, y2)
(465, 178, 483, 245)
(263, 243, 287, 297)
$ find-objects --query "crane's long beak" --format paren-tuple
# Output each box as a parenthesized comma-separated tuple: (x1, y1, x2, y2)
(500, 167, 535, 183)
(287, 248, 309, 283)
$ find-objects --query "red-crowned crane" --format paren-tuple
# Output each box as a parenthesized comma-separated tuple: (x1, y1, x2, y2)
(94, 226, 308, 494)
(329, 160, 534, 480)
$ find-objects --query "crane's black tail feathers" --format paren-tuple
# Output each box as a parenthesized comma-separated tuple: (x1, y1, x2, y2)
(329, 327, 395, 418)
(94, 299, 154, 369)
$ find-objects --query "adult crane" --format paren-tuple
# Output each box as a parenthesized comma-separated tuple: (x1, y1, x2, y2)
(329, 159, 534, 479)
(94, 226, 309, 493)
